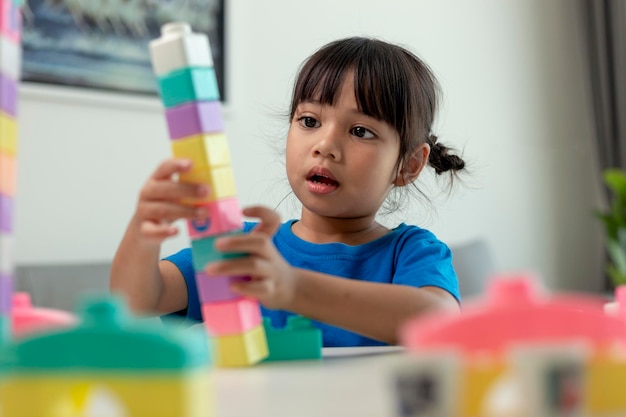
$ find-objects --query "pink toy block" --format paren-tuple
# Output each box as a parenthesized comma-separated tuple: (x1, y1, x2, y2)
(11, 292, 77, 339)
(0, 193, 12, 233)
(0, 271, 12, 314)
(187, 197, 243, 239)
(201, 298, 262, 336)
(0, 0, 21, 42)
(165, 101, 223, 139)
(0, 73, 17, 116)
(400, 273, 626, 356)
(196, 271, 249, 303)
(0, 152, 16, 196)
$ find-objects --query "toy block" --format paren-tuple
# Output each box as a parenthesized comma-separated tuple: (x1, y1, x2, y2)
(0, 271, 11, 314)
(171, 132, 231, 170)
(158, 67, 220, 108)
(149, 22, 213, 77)
(186, 197, 242, 239)
(0, 73, 17, 116)
(0, 313, 9, 337)
(0, 35, 21, 80)
(165, 101, 223, 139)
(190, 230, 247, 271)
(0, 193, 13, 233)
(0, 111, 17, 155)
(0, 0, 21, 42)
(196, 271, 249, 303)
(11, 292, 77, 339)
(8, 296, 212, 370)
(262, 316, 322, 362)
(201, 298, 262, 336)
(179, 166, 237, 205)
(0, 152, 16, 196)
(0, 372, 213, 417)
(0, 232, 14, 274)
(214, 324, 268, 367)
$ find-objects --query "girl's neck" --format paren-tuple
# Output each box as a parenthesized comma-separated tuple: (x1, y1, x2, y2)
(292, 211, 389, 245)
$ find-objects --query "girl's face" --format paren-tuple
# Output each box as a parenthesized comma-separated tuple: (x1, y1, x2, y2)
(286, 74, 402, 221)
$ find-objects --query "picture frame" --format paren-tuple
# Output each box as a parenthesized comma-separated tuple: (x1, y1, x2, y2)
(20, 0, 226, 101)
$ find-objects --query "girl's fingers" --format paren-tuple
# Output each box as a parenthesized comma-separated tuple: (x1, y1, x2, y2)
(140, 178, 209, 202)
(139, 221, 179, 241)
(137, 201, 207, 223)
(243, 206, 281, 236)
(230, 280, 273, 298)
(213, 233, 270, 255)
(204, 256, 262, 277)
(151, 158, 193, 180)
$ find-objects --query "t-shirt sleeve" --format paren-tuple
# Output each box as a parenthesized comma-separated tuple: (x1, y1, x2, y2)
(162, 247, 202, 322)
(392, 229, 461, 303)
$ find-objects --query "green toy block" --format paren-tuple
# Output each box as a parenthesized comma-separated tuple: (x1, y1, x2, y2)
(158, 67, 220, 108)
(262, 315, 322, 362)
(191, 230, 248, 271)
(3, 295, 212, 373)
(0, 314, 10, 344)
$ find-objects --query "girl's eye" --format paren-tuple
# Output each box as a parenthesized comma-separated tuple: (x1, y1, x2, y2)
(298, 117, 319, 128)
(351, 126, 375, 139)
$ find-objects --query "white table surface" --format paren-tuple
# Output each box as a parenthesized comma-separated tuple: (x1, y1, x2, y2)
(215, 346, 406, 417)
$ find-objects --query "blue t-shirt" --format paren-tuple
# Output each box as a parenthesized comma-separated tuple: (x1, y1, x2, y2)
(164, 220, 460, 347)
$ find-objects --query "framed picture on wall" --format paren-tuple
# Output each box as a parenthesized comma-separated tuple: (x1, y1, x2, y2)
(20, 0, 226, 100)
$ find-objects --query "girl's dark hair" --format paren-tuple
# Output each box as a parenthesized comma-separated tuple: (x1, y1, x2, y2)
(289, 37, 465, 179)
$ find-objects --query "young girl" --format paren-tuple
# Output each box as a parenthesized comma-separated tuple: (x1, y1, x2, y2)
(110, 37, 465, 347)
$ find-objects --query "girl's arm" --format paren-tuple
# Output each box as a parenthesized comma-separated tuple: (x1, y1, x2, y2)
(205, 206, 460, 345)
(109, 158, 207, 315)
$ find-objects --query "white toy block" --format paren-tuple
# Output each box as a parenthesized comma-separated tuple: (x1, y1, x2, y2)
(149, 22, 213, 77)
(0, 35, 21, 80)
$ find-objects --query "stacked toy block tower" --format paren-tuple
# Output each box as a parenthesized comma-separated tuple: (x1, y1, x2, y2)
(149, 22, 268, 367)
(0, 0, 22, 344)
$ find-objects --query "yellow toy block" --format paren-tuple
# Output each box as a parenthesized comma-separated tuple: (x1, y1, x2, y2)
(179, 166, 237, 204)
(0, 113, 17, 156)
(171, 133, 231, 169)
(587, 349, 626, 414)
(0, 371, 213, 417)
(0, 152, 16, 196)
(214, 325, 269, 367)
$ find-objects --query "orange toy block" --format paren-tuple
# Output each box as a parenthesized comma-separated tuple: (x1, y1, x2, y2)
(0, 152, 16, 196)
(179, 166, 237, 204)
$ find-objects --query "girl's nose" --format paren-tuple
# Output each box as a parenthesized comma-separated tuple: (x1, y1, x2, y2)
(313, 128, 341, 160)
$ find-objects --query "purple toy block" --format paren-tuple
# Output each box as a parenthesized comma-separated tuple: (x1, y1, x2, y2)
(165, 101, 224, 139)
(0, 272, 13, 314)
(196, 271, 249, 303)
(0, 74, 17, 116)
(0, 194, 13, 233)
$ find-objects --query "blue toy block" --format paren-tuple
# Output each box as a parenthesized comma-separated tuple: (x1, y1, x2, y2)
(262, 315, 322, 362)
(158, 67, 220, 108)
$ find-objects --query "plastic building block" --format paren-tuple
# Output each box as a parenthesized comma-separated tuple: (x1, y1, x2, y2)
(171, 133, 231, 170)
(179, 166, 237, 204)
(214, 324, 268, 367)
(196, 271, 248, 303)
(0, 36, 21, 80)
(0, 0, 21, 42)
(0, 232, 13, 274)
(201, 298, 262, 336)
(8, 296, 211, 370)
(262, 315, 322, 362)
(158, 67, 220, 108)
(186, 197, 242, 239)
(11, 292, 77, 339)
(0, 112, 16, 155)
(0, 271, 11, 314)
(0, 73, 17, 116)
(165, 101, 224, 139)
(149, 22, 213, 76)
(190, 231, 247, 271)
(400, 274, 626, 355)
(0, 193, 13, 233)
(0, 152, 16, 196)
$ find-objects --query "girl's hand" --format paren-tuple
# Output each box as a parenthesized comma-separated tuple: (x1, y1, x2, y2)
(204, 206, 299, 310)
(134, 158, 209, 245)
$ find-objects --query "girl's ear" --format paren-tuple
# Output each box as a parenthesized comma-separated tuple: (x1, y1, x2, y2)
(393, 144, 430, 186)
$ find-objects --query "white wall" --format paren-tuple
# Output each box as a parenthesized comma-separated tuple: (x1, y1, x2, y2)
(14, 0, 605, 292)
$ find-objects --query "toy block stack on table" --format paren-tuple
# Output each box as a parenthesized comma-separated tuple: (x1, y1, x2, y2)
(149, 22, 269, 367)
(0, 0, 23, 343)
